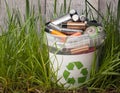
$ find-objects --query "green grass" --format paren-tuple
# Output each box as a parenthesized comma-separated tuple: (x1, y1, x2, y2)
(82, 0, 120, 92)
(0, 0, 53, 92)
(0, 0, 120, 92)
(53, 0, 72, 18)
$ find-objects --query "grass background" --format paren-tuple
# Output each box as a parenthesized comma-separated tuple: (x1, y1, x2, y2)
(0, 0, 120, 92)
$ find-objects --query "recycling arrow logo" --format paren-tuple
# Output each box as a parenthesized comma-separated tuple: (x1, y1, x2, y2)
(63, 61, 88, 85)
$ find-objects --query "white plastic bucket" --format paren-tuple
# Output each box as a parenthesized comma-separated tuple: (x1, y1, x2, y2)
(50, 50, 97, 88)
(46, 31, 104, 88)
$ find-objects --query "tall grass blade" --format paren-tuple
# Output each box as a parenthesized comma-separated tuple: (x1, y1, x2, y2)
(64, 0, 66, 13)
(86, 0, 104, 20)
(26, 0, 30, 20)
(54, 0, 57, 17)
(5, 0, 11, 21)
(67, 0, 72, 13)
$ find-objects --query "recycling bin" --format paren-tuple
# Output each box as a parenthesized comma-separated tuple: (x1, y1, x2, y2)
(46, 30, 105, 88)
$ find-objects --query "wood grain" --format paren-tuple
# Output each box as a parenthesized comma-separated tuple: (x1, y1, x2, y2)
(99, 0, 118, 15)
(0, 0, 118, 26)
(45, 0, 99, 21)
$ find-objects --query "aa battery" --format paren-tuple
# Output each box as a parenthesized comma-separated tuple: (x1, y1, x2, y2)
(79, 15, 87, 22)
(70, 45, 89, 54)
(51, 9, 77, 25)
(45, 26, 66, 36)
(62, 45, 89, 55)
(72, 14, 79, 22)
(69, 9, 77, 15)
(47, 23, 61, 31)
(97, 26, 104, 32)
(62, 21, 87, 30)
(61, 28, 83, 35)
(84, 26, 98, 38)
(90, 32, 105, 47)
(48, 22, 83, 35)
(49, 45, 95, 55)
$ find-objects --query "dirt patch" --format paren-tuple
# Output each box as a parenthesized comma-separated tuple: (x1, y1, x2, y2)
(45, 87, 119, 93)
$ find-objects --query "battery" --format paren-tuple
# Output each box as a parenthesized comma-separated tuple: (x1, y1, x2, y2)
(84, 26, 98, 38)
(72, 14, 79, 22)
(48, 22, 83, 35)
(79, 15, 87, 22)
(51, 9, 77, 25)
(70, 45, 89, 54)
(62, 21, 87, 30)
(97, 26, 104, 32)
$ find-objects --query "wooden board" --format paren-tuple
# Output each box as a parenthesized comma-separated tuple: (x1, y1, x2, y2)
(99, 0, 118, 14)
(0, 0, 118, 26)
(45, 0, 99, 21)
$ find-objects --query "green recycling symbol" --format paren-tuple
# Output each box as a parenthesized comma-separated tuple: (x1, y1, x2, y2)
(63, 61, 88, 85)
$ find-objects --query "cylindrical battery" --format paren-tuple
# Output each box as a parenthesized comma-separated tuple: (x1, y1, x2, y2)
(72, 14, 79, 22)
(70, 45, 89, 54)
(51, 9, 77, 25)
(45, 26, 66, 36)
(48, 22, 83, 35)
(62, 22, 87, 30)
(69, 9, 77, 15)
(97, 26, 104, 32)
(48, 23, 61, 31)
(79, 15, 87, 22)
(84, 26, 98, 38)
(61, 28, 83, 33)
(51, 14, 72, 25)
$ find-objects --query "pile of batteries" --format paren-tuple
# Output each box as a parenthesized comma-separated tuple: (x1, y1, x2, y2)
(45, 9, 105, 55)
